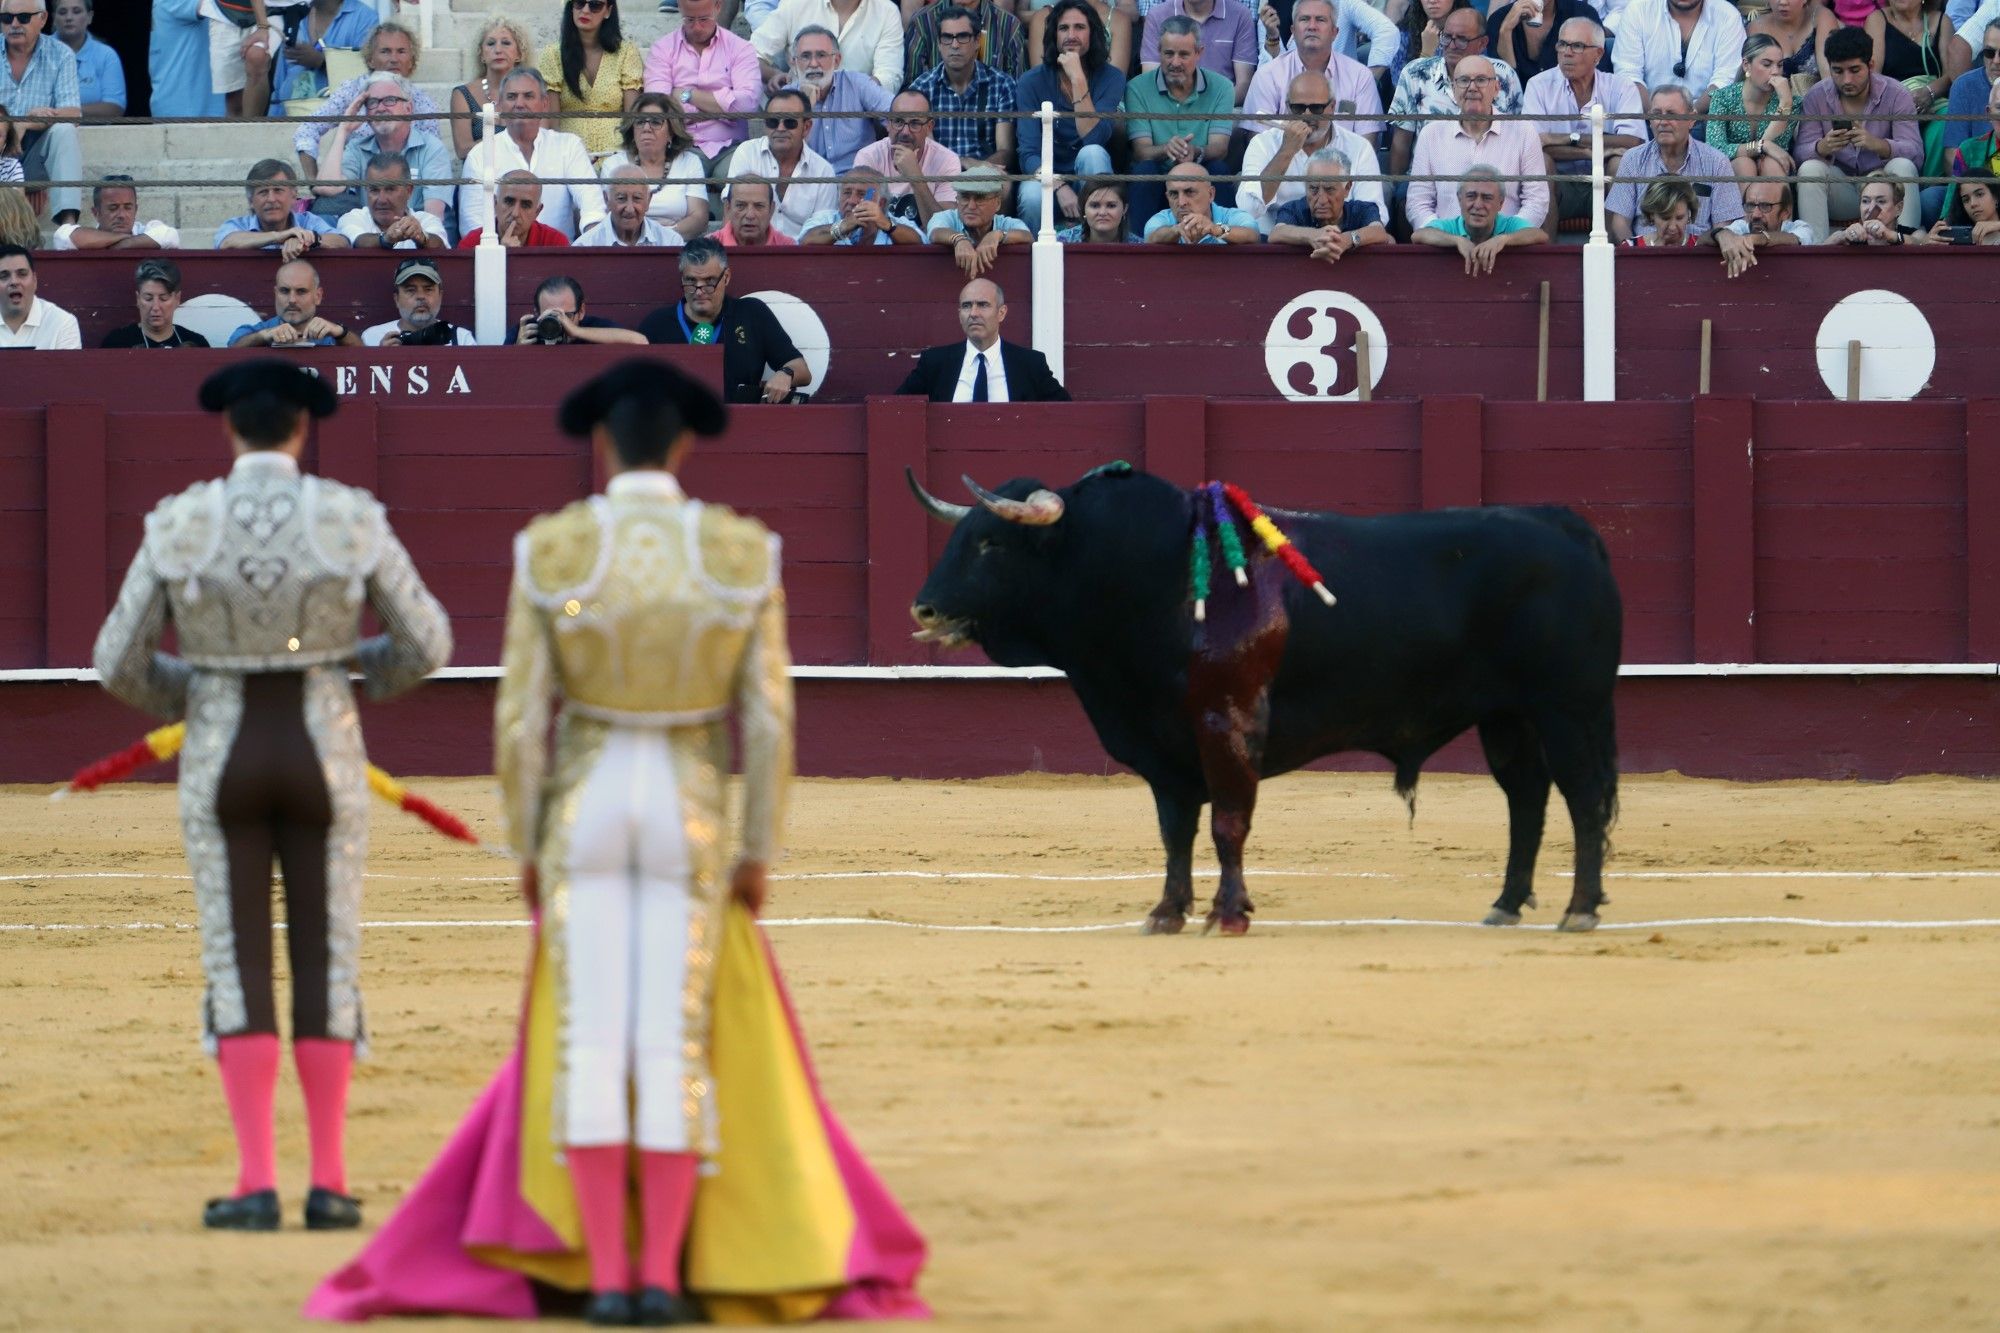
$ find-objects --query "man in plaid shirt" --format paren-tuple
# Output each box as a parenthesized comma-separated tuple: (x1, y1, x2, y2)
(0, 0, 84, 223)
(911, 4, 1017, 171)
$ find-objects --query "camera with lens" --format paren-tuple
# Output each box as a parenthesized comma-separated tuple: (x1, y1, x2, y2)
(399, 319, 460, 348)
(536, 311, 570, 345)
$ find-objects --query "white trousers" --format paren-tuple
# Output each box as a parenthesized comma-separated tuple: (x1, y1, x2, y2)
(562, 726, 696, 1150)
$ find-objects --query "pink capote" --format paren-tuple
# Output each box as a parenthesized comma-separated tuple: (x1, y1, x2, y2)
(304, 927, 928, 1323)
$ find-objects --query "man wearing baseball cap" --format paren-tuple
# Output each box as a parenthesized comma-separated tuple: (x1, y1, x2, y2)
(361, 257, 478, 348)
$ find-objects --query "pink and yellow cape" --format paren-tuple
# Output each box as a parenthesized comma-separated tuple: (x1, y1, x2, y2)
(305, 905, 928, 1323)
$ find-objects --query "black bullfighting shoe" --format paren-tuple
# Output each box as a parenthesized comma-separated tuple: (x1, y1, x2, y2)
(202, 1189, 280, 1231)
(303, 1186, 363, 1230)
(634, 1286, 704, 1325)
(583, 1290, 637, 1326)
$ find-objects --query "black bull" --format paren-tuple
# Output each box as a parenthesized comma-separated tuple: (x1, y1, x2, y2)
(908, 465, 1623, 934)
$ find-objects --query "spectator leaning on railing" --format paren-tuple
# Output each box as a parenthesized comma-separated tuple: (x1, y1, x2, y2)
(910, 5, 1017, 171)
(1712, 178, 1812, 276)
(928, 160, 1030, 275)
(339, 151, 449, 248)
(1407, 55, 1549, 231)
(1239, 71, 1385, 232)
(1622, 177, 1701, 243)
(103, 259, 214, 349)
(1823, 171, 1923, 242)
(801, 164, 926, 241)
(724, 87, 837, 237)
(0, 243, 81, 349)
(578, 164, 689, 245)
(1936, 174, 2000, 241)
(228, 258, 362, 348)
(459, 69, 606, 241)
(1795, 25, 1923, 236)
(216, 159, 351, 255)
(54, 176, 182, 251)
(0, 0, 84, 225)
(1606, 83, 1744, 241)
(457, 170, 573, 248)
(1267, 146, 1392, 261)
(1412, 165, 1551, 275)
(1144, 161, 1260, 242)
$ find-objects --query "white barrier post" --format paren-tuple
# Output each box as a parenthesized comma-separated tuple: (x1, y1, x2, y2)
(474, 102, 508, 347)
(1581, 102, 1616, 402)
(1030, 100, 1065, 382)
(415, 0, 434, 56)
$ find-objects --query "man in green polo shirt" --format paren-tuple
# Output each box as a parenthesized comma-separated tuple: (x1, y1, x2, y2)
(1120, 16, 1234, 226)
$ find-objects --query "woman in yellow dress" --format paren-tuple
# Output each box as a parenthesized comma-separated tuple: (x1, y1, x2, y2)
(538, 0, 645, 160)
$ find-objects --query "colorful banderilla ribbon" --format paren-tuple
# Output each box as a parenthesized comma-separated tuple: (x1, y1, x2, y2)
(1187, 482, 1338, 622)
(55, 721, 486, 849)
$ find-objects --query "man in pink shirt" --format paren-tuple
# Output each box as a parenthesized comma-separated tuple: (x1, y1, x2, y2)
(644, 0, 762, 160)
(716, 177, 802, 245)
(851, 88, 962, 231)
(1241, 0, 1382, 138)
(1406, 55, 1548, 230)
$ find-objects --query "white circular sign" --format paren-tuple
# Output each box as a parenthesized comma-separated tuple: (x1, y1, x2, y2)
(744, 289, 829, 399)
(1264, 290, 1389, 401)
(1814, 288, 1934, 401)
(175, 293, 260, 349)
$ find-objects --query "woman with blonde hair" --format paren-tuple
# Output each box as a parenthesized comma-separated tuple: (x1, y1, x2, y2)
(1704, 34, 1796, 182)
(597, 93, 711, 239)
(538, 0, 643, 159)
(449, 18, 535, 160)
(0, 187, 40, 247)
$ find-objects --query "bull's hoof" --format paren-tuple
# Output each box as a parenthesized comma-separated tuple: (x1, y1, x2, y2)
(1482, 908, 1522, 927)
(1204, 912, 1251, 936)
(1557, 912, 1601, 933)
(1141, 912, 1186, 936)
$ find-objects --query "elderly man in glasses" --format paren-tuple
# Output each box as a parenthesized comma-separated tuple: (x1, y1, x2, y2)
(1604, 82, 1743, 241)
(722, 86, 837, 238)
(1239, 70, 1385, 233)
(1523, 18, 1646, 225)
(791, 24, 894, 173)
(1407, 55, 1549, 233)
(1388, 7, 1521, 240)
(1611, 0, 1745, 114)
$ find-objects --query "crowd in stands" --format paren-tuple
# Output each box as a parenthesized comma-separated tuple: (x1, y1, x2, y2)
(3, 0, 1999, 355)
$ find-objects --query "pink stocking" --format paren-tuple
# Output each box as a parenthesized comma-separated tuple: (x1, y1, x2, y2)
(215, 1033, 281, 1196)
(293, 1038, 353, 1194)
(567, 1144, 633, 1293)
(637, 1152, 700, 1292)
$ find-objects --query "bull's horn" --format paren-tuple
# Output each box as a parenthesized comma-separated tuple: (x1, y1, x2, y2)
(905, 467, 971, 523)
(963, 475, 1064, 526)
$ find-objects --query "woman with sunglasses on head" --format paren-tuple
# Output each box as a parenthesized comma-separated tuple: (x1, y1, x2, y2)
(538, 0, 644, 160)
(449, 19, 534, 160)
(599, 92, 712, 240)
(1747, 0, 1836, 91)
(1705, 33, 1796, 181)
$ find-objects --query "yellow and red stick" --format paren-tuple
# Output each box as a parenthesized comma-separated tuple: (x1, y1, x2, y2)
(55, 723, 488, 850)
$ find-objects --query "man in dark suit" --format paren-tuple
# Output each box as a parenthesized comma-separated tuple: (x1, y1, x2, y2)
(896, 278, 1071, 402)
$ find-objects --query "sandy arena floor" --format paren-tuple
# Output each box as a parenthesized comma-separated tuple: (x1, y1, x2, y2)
(2, 770, 1998, 1331)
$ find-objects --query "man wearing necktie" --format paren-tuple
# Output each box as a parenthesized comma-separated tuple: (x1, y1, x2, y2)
(896, 277, 1071, 402)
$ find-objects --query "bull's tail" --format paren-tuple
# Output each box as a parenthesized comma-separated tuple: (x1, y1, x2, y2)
(1394, 760, 1421, 827)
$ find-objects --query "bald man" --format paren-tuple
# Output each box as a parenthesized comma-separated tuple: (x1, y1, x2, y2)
(896, 278, 1071, 402)
(1143, 163, 1260, 243)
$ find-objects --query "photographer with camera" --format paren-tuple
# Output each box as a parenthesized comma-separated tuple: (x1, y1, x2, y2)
(362, 257, 479, 348)
(509, 275, 647, 347)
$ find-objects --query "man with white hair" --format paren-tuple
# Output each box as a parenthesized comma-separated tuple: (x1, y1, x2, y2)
(1242, 0, 1384, 136)
(1413, 166, 1550, 274)
(1523, 17, 1646, 224)
(0, 0, 85, 224)
(578, 167, 688, 247)
(1239, 70, 1384, 233)
(790, 24, 893, 172)
(1267, 148, 1391, 262)
(460, 68, 605, 241)
(1605, 83, 1742, 241)
(316, 71, 453, 222)
(1407, 55, 1549, 231)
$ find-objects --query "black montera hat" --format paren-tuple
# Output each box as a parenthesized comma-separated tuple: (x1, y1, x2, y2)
(557, 358, 728, 440)
(197, 360, 339, 418)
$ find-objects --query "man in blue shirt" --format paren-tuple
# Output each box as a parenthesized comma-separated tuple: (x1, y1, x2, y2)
(51, 0, 123, 116)
(800, 166, 926, 243)
(1015, 0, 1126, 225)
(272, 0, 377, 109)
(150, 0, 226, 118)
(793, 25, 894, 173)
(0, 0, 84, 223)
(1267, 148, 1391, 261)
(215, 159, 350, 255)
(228, 259, 364, 347)
(1142, 162, 1261, 242)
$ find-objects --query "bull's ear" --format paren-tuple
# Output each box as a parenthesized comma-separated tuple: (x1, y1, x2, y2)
(906, 467, 970, 523)
(963, 476, 1064, 526)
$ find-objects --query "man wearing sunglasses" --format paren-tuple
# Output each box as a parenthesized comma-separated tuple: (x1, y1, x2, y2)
(640, 238, 813, 404)
(1239, 70, 1385, 233)
(1611, 0, 1745, 114)
(723, 87, 837, 238)
(1388, 7, 1522, 234)
(0, 0, 84, 225)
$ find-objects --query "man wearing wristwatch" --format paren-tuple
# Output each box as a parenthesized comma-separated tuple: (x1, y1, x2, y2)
(1522, 18, 1645, 225)
(641, 0, 762, 162)
(800, 165, 924, 244)
(638, 237, 813, 404)
(228, 260, 365, 348)
(213, 159, 352, 260)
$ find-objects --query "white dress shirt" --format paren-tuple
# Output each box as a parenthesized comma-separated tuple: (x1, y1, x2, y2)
(751, 0, 905, 93)
(458, 127, 608, 240)
(953, 341, 1009, 402)
(1237, 124, 1385, 229)
(575, 217, 687, 247)
(53, 219, 182, 250)
(1611, 0, 1746, 95)
(1521, 67, 1649, 139)
(336, 207, 449, 248)
(724, 136, 839, 239)
(0, 297, 83, 349)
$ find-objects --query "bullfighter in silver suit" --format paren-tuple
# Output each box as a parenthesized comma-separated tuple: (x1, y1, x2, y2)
(92, 362, 452, 1233)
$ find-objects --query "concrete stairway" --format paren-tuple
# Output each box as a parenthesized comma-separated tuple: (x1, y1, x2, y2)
(76, 0, 692, 246)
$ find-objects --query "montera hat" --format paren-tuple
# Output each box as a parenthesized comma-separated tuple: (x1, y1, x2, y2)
(558, 358, 729, 440)
(197, 360, 339, 418)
